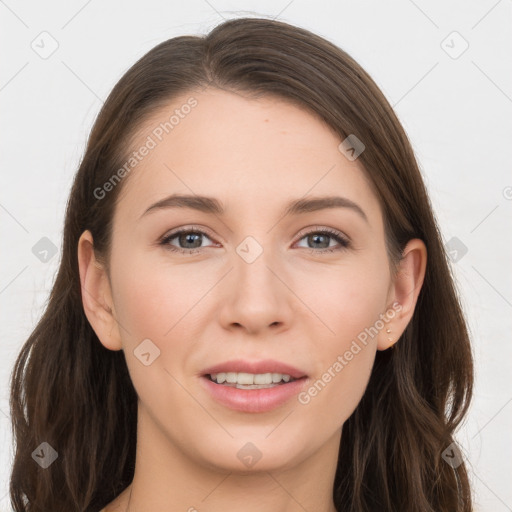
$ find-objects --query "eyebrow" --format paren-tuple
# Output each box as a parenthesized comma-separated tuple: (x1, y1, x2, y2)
(140, 194, 368, 223)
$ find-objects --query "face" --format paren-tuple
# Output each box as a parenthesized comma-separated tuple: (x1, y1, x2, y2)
(91, 88, 401, 473)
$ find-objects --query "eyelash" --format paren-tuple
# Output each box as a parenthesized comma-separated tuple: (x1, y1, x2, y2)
(159, 226, 350, 255)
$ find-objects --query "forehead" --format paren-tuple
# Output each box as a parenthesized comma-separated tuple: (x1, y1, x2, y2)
(114, 88, 382, 225)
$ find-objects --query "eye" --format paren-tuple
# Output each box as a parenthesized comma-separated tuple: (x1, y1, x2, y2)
(294, 227, 350, 254)
(159, 226, 350, 255)
(159, 226, 217, 254)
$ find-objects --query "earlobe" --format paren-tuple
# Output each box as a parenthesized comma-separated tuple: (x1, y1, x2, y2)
(77, 230, 122, 351)
(377, 238, 427, 351)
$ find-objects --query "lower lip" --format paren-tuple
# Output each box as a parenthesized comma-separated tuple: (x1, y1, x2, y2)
(200, 376, 308, 413)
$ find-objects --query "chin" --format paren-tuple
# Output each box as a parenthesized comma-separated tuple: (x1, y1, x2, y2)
(191, 436, 307, 474)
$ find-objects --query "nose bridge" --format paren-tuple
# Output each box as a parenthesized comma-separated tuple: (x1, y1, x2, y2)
(219, 232, 291, 332)
(234, 233, 281, 300)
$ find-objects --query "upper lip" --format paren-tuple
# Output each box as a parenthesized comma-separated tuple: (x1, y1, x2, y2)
(202, 359, 308, 379)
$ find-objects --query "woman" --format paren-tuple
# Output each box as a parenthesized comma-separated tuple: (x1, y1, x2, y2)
(9, 16, 474, 512)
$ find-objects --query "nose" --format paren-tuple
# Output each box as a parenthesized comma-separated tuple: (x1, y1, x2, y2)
(217, 243, 294, 335)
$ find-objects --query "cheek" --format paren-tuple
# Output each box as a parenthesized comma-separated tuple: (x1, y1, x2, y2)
(109, 251, 217, 392)
(295, 256, 389, 347)
(108, 254, 205, 410)
(110, 248, 209, 343)
(293, 260, 387, 422)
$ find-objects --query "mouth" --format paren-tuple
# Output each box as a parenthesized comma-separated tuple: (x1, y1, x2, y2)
(205, 371, 303, 389)
(199, 359, 309, 413)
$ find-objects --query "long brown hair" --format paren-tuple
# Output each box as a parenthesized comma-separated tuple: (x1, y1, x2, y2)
(9, 16, 474, 511)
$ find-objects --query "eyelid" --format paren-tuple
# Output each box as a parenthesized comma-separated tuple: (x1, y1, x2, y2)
(294, 225, 350, 244)
(160, 224, 218, 243)
(159, 224, 350, 252)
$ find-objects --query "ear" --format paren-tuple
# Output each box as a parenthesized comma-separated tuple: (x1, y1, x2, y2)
(377, 238, 427, 351)
(77, 230, 122, 351)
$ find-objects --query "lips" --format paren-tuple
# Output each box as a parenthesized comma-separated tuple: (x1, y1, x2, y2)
(199, 359, 309, 413)
(201, 359, 308, 380)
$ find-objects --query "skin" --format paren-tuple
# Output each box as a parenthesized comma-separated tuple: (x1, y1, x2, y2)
(78, 88, 426, 512)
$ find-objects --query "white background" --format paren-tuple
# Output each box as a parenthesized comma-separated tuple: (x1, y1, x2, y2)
(1, 1, 511, 510)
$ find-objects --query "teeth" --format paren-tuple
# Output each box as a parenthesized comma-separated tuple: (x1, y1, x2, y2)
(225, 372, 237, 383)
(209, 372, 294, 385)
(234, 372, 252, 385)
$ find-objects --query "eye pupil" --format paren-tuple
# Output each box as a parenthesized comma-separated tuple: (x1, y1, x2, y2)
(180, 232, 202, 248)
(309, 234, 329, 249)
